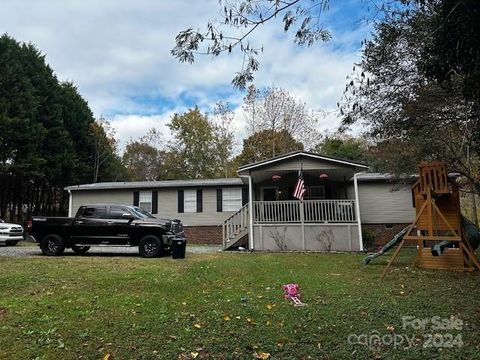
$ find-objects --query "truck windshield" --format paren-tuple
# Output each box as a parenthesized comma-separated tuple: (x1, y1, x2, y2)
(131, 206, 155, 219)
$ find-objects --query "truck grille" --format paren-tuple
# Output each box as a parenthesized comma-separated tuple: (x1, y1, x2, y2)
(0, 228, 23, 236)
(170, 221, 183, 234)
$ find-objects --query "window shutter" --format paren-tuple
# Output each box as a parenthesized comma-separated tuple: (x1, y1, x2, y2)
(196, 189, 203, 213)
(217, 189, 223, 212)
(242, 187, 248, 205)
(151, 191, 158, 214)
(133, 191, 139, 206)
(178, 190, 184, 213)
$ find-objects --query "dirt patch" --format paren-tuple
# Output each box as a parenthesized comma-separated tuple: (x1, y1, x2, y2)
(0, 307, 7, 318)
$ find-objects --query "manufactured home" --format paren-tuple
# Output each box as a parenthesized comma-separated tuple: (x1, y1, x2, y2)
(65, 151, 416, 251)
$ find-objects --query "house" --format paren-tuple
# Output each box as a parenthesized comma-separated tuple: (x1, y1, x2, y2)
(65, 151, 416, 251)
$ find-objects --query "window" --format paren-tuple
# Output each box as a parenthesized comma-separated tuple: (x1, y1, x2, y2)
(139, 191, 152, 212)
(309, 186, 325, 200)
(184, 189, 197, 213)
(222, 188, 242, 211)
(81, 206, 107, 218)
(109, 206, 130, 219)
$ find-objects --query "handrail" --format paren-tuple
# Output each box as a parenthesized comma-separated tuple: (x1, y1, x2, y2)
(222, 203, 249, 248)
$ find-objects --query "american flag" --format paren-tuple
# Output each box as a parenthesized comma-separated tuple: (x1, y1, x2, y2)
(293, 168, 306, 201)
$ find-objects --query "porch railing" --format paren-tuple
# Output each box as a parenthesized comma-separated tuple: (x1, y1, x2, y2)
(253, 200, 356, 224)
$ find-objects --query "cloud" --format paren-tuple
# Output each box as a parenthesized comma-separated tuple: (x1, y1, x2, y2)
(0, 0, 368, 150)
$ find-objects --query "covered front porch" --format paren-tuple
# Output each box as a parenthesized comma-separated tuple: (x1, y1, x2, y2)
(223, 151, 368, 251)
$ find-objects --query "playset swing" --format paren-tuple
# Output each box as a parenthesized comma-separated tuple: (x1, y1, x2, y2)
(364, 162, 480, 277)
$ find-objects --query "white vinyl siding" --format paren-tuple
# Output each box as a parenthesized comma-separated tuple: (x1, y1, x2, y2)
(222, 188, 242, 212)
(347, 182, 416, 223)
(139, 191, 152, 212)
(184, 189, 197, 213)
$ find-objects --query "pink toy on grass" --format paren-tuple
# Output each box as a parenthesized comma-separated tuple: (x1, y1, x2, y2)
(282, 283, 306, 307)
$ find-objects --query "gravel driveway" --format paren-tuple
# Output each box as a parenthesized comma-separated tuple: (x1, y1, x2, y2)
(0, 242, 221, 258)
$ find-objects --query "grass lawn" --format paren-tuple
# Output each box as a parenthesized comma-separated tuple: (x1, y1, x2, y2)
(0, 250, 479, 359)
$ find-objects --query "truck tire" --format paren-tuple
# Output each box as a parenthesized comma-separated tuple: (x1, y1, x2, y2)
(72, 245, 90, 255)
(138, 235, 162, 258)
(40, 234, 66, 256)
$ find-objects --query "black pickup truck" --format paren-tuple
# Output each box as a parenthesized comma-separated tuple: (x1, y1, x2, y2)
(26, 204, 186, 257)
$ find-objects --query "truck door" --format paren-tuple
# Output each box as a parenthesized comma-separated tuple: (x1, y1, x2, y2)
(106, 205, 134, 244)
(70, 205, 109, 244)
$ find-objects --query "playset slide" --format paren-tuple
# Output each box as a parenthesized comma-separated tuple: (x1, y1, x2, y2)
(364, 216, 480, 264)
(363, 225, 412, 265)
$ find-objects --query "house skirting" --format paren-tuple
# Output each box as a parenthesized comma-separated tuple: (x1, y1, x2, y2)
(252, 223, 360, 251)
(362, 223, 411, 249)
(184, 226, 223, 244)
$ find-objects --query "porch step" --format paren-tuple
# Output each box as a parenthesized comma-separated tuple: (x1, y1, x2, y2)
(224, 228, 249, 250)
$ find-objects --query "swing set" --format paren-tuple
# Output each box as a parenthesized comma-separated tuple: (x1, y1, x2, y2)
(381, 162, 480, 278)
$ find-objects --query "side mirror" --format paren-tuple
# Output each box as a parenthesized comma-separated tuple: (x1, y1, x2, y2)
(122, 213, 134, 220)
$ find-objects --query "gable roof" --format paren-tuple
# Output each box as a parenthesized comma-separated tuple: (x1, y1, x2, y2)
(237, 151, 369, 173)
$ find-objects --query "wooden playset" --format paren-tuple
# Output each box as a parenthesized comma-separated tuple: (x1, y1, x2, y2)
(381, 162, 480, 278)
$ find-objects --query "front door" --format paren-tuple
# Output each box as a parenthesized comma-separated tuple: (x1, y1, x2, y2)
(262, 187, 277, 201)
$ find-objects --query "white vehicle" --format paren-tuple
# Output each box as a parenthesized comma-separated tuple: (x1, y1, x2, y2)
(0, 219, 24, 246)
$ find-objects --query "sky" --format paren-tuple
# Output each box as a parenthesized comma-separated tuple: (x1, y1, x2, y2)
(0, 0, 373, 152)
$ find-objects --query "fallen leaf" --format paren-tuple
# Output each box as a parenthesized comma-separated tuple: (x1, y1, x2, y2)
(235, 316, 241, 320)
(224, 316, 230, 321)
(266, 304, 274, 310)
(194, 324, 201, 329)
(254, 351, 270, 359)
(190, 351, 199, 359)
(103, 353, 113, 360)
(387, 325, 395, 332)
(266, 320, 272, 326)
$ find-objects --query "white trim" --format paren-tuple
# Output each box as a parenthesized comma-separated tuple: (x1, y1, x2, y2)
(68, 190, 73, 217)
(237, 152, 369, 173)
(354, 171, 366, 251)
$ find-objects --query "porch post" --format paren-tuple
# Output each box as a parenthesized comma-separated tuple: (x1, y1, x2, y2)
(353, 171, 366, 251)
(300, 200, 305, 250)
(239, 173, 255, 250)
(247, 174, 254, 250)
(68, 189, 73, 217)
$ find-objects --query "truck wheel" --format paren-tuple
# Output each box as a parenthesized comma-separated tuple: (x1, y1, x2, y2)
(5, 240, 19, 246)
(72, 245, 90, 255)
(138, 235, 162, 258)
(40, 234, 66, 256)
